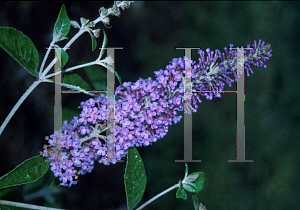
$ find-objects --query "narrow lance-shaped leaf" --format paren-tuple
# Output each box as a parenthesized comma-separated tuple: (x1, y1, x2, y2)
(192, 194, 200, 210)
(53, 4, 70, 42)
(0, 27, 39, 77)
(0, 156, 49, 190)
(99, 29, 108, 59)
(99, 29, 122, 86)
(124, 147, 147, 210)
(114, 69, 122, 86)
(88, 30, 97, 51)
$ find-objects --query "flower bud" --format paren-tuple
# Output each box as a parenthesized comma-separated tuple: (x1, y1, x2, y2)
(92, 29, 101, 38)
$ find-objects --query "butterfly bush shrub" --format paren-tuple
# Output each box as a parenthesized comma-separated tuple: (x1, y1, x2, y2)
(41, 40, 272, 187)
(0, 2, 273, 210)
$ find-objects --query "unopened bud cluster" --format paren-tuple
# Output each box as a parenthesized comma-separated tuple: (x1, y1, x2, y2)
(98, 1, 135, 25)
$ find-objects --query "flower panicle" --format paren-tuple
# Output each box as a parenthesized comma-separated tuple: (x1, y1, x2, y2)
(41, 40, 272, 186)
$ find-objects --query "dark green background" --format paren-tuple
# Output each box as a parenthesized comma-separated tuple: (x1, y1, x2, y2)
(0, 1, 299, 210)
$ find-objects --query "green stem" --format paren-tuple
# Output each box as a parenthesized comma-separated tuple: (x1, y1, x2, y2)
(136, 184, 179, 210)
(39, 41, 55, 77)
(44, 61, 97, 79)
(0, 80, 41, 137)
(0, 199, 66, 210)
(40, 29, 86, 79)
(0, 3, 127, 137)
(97, 61, 114, 73)
(0, 29, 91, 137)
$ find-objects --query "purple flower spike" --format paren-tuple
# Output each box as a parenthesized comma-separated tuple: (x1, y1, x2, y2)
(41, 40, 272, 187)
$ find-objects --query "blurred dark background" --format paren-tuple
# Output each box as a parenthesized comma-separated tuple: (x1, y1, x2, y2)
(0, 1, 299, 210)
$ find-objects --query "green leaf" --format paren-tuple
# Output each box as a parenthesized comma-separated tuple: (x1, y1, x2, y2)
(99, 29, 108, 59)
(114, 70, 122, 86)
(0, 188, 25, 203)
(124, 147, 147, 210)
(0, 27, 39, 77)
(62, 72, 92, 91)
(176, 180, 187, 200)
(62, 107, 81, 122)
(0, 156, 49, 190)
(183, 172, 205, 193)
(53, 4, 70, 42)
(185, 173, 199, 183)
(183, 182, 197, 192)
(176, 188, 187, 200)
(99, 29, 122, 86)
(192, 194, 199, 210)
(83, 63, 122, 95)
(83, 63, 107, 92)
(54, 46, 69, 69)
(88, 30, 97, 51)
